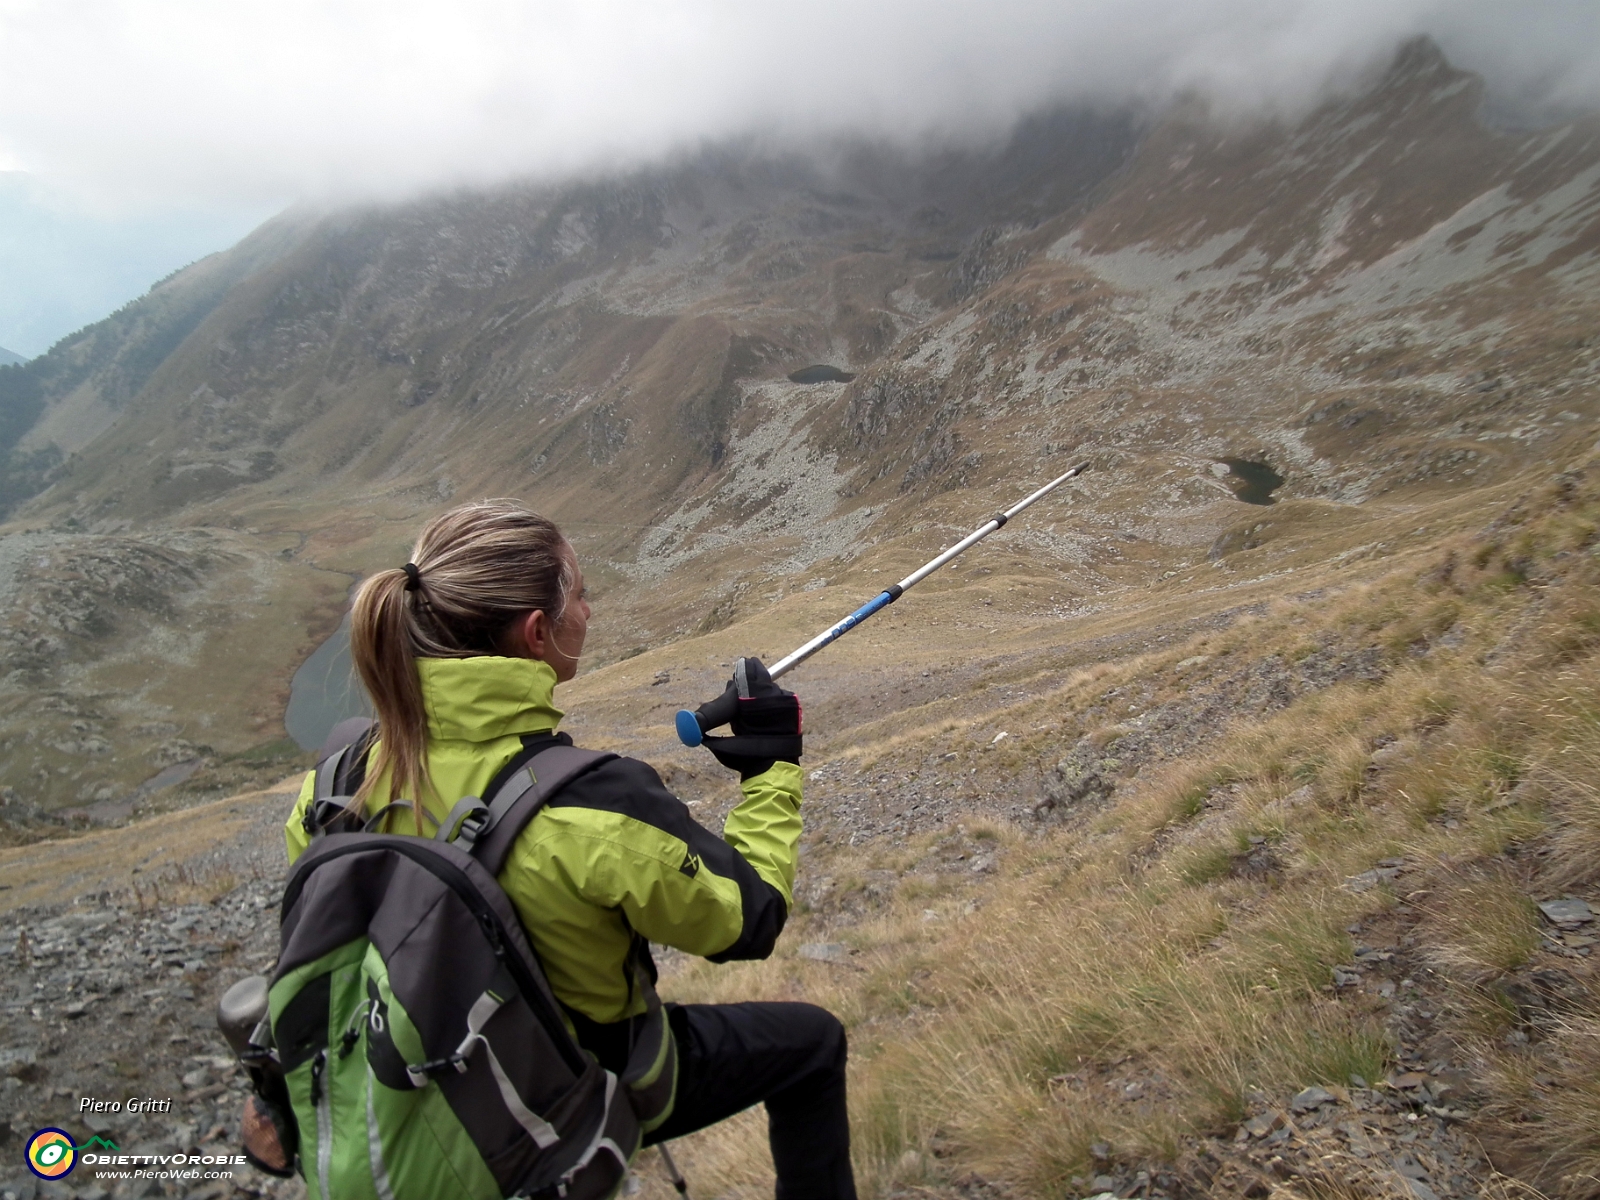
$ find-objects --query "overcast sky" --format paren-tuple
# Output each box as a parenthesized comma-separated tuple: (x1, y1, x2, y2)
(1, 0, 1598, 356)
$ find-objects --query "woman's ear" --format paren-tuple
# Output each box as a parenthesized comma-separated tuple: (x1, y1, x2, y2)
(516, 609, 551, 661)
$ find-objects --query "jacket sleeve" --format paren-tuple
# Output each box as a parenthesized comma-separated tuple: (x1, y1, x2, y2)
(535, 756, 801, 962)
(284, 771, 316, 864)
(724, 760, 802, 907)
(707, 760, 803, 961)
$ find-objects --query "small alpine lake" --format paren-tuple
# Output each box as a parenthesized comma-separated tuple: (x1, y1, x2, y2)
(284, 613, 371, 751)
(1219, 458, 1284, 505)
(787, 365, 856, 384)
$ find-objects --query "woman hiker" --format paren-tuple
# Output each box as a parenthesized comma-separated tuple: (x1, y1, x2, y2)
(283, 498, 856, 1199)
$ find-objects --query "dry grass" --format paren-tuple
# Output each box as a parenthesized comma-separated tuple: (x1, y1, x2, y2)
(1475, 1174, 1556, 1200)
(0, 779, 300, 916)
(660, 683, 1422, 1192)
(1424, 869, 1544, 978)
(1480, 1005, 1600, 1198)
(1526, 1014, 1600, 1197)
(128, 859, 246, 912)
(1532, 739, 1600, 892)
(618, 460, 1600, 1198)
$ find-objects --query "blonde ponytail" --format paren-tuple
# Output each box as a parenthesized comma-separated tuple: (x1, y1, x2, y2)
(348, 500, 573, 828)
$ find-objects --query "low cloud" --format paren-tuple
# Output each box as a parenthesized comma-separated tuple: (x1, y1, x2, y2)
(0, 0, 1597, 210)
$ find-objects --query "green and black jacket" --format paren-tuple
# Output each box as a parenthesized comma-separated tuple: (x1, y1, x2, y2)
(285, 656, 800, 1047)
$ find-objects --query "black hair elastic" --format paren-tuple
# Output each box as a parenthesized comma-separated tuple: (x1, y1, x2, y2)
(402, 563, 422, 591)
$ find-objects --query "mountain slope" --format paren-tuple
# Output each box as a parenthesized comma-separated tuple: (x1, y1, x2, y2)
(0, 111, 1138, 532)
(0, 37, 1597, 823)
(0, 212, 308, 516)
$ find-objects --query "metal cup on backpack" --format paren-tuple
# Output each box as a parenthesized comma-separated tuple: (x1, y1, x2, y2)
(217, 975, 298, 1178)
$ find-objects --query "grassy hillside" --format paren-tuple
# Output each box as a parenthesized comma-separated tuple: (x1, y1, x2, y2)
(6, 435, 1595, 1199)
(610, 453, 1600, 1198)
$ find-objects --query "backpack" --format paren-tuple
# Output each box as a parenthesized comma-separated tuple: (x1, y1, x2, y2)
(249, 720, 673, 1200)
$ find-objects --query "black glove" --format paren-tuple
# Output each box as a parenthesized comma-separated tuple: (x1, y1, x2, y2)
(696, 657, 802, 779)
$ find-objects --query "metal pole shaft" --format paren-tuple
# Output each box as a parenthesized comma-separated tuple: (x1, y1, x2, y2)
(675, 461, 1088, 746)
(658, 1144, 690, 1197)
(766, 460, 1088, 679)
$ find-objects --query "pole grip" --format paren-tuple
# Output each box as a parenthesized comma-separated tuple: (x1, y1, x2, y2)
(676, 683, 741, 746)
(675, 709, 704, 747)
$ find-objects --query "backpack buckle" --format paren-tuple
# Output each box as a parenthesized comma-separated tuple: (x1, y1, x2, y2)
(306, 798, 364, 838)
(405, 1052, 470, 1088)
(456, 812, 489, 850)
(435, 797, 492, 848)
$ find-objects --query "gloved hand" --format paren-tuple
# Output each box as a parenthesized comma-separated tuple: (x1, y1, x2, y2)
(695, 657, 802, 779)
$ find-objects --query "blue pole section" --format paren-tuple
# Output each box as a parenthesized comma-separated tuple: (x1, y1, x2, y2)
(799, 588, 899, 658)
(676, 460, 1088, 746)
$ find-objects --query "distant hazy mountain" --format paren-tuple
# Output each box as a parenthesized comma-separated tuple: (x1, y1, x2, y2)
(0, 171, 271, 360)
(0, 345, 23, 367)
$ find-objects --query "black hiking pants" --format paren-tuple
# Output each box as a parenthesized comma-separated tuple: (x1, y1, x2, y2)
(576, 1001, 856, 1199)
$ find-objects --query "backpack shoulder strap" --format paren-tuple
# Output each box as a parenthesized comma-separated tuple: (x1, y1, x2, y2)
(469, 743, 617, 875)
(303, 718, 379, 837)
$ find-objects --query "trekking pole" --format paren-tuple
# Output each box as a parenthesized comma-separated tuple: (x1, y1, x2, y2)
(658, 1144, 690, 1197)
(676, 461, 1090, 746)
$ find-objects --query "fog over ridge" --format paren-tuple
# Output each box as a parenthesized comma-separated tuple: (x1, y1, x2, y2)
(1, 0, 1598, 212)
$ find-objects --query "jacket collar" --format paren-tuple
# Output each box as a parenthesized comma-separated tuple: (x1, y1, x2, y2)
(417, 656, 565, 743)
